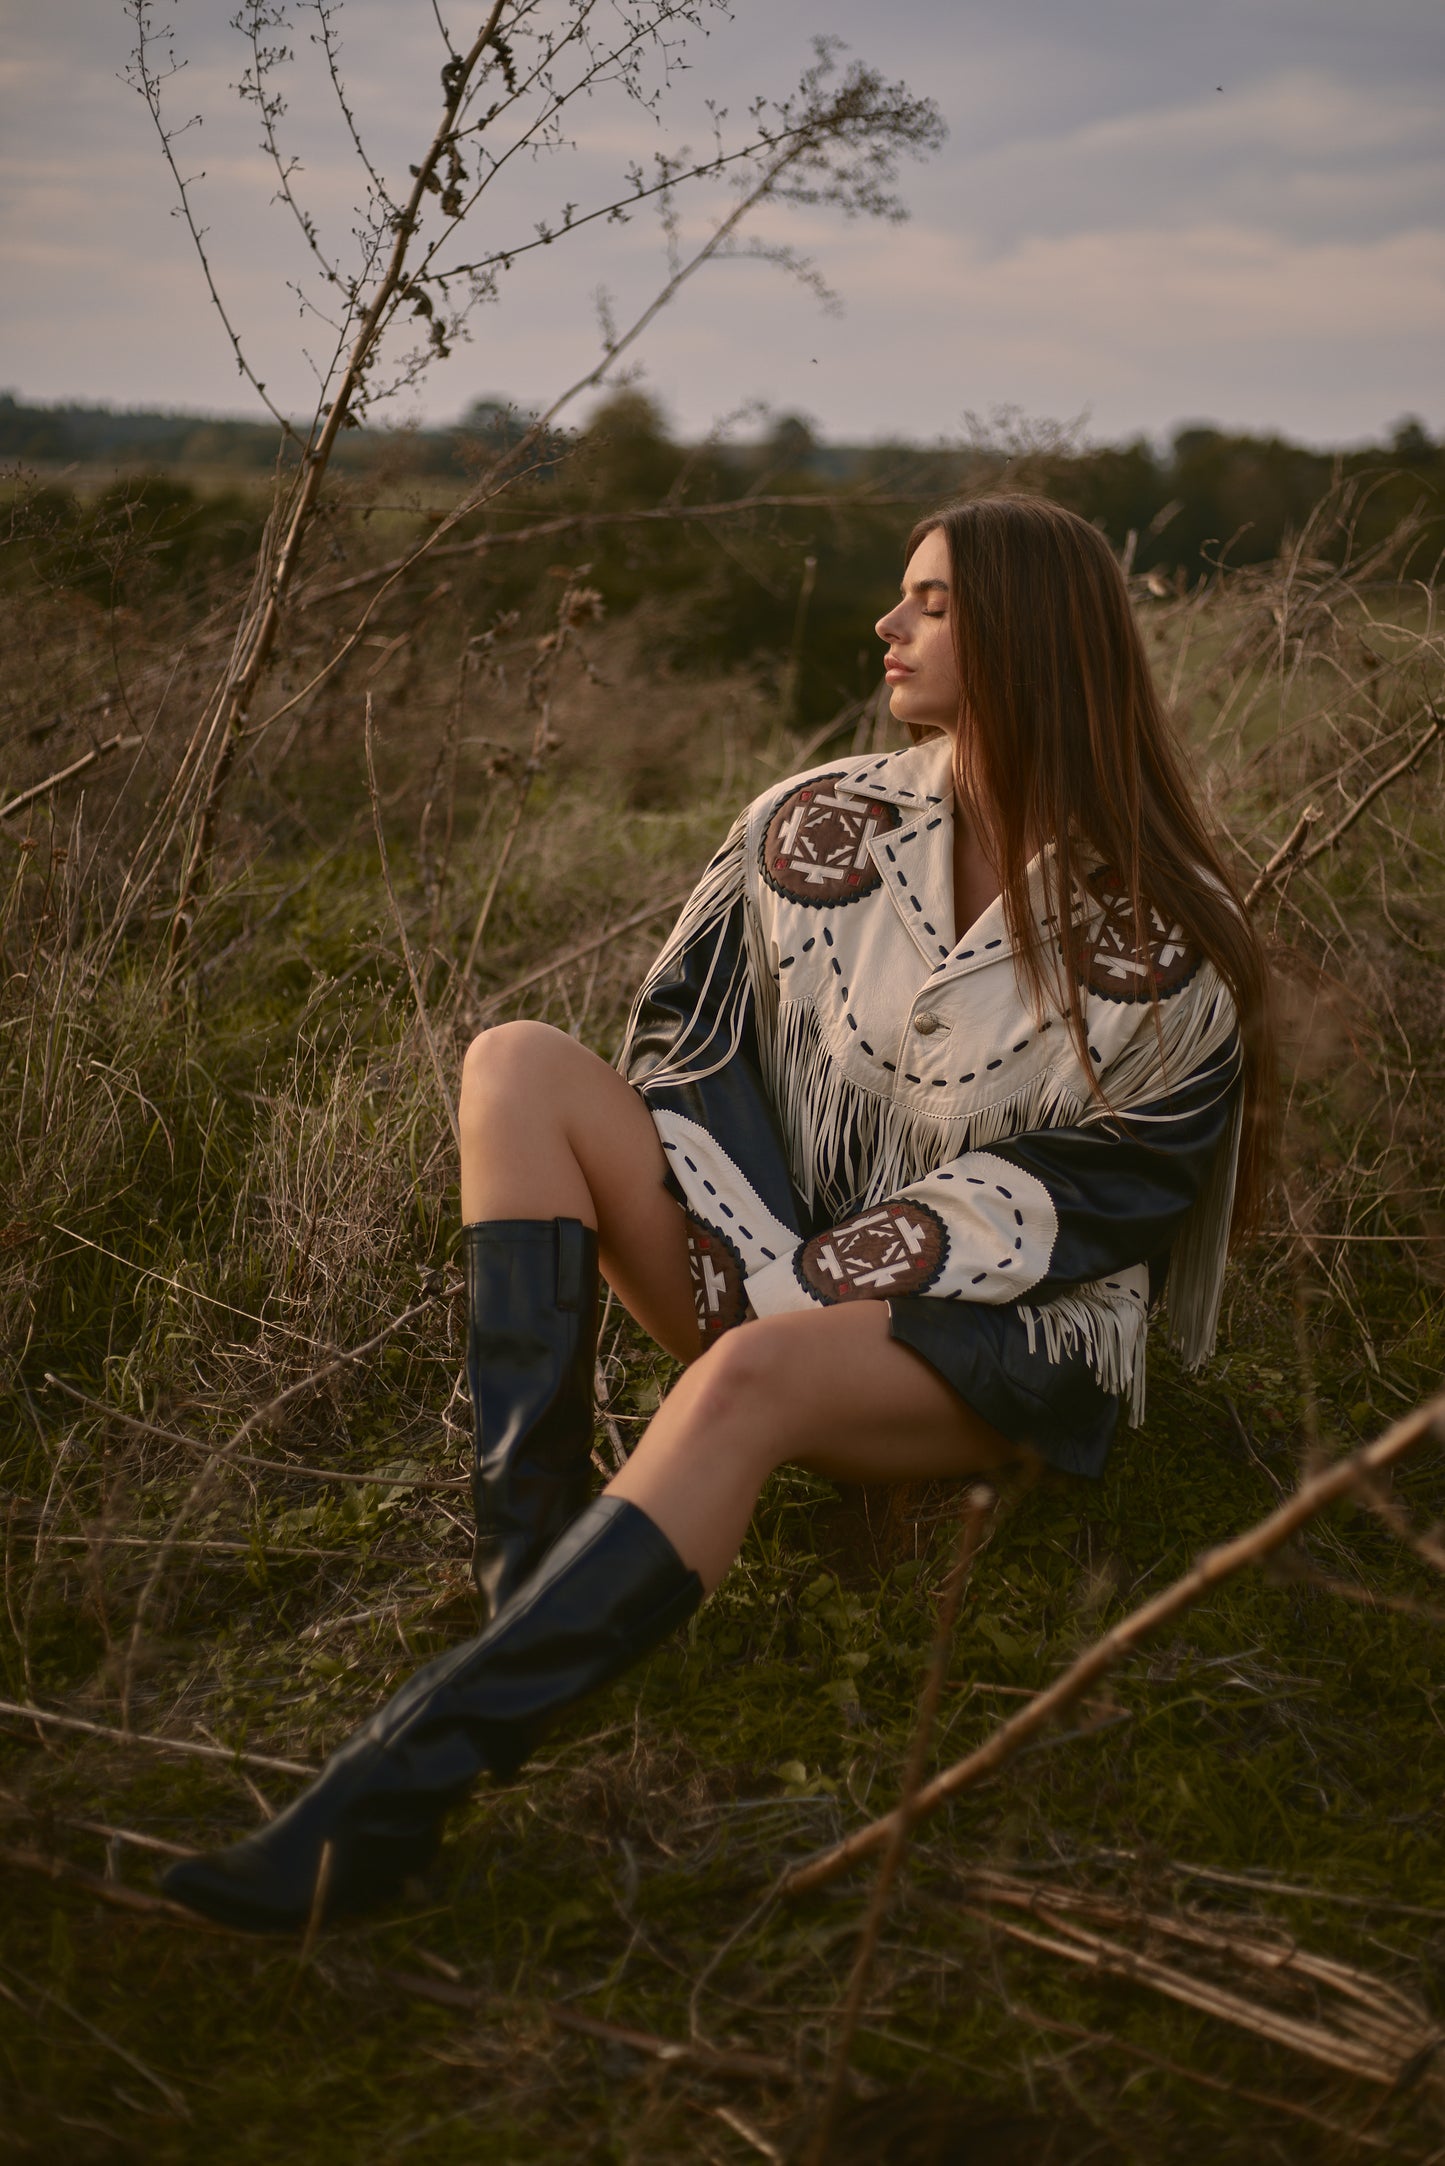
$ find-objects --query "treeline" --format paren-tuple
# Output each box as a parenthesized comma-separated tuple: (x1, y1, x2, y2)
(4, 391, 1441, 729)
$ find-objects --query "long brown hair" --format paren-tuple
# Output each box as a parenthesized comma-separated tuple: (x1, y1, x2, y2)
(907, 495, 1274, 1234)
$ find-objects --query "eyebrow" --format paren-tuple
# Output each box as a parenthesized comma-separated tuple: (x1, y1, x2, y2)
(901, 577, 949, 597)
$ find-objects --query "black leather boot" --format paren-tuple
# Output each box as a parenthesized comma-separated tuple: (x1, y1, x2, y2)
(158, 1496, 702, 1935)
(464, 1217, 600, 1624)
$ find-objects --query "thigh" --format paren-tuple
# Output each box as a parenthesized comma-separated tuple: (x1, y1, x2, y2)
(741, 1303, 1016, 1484)
(608, 1302, 1019, 1590)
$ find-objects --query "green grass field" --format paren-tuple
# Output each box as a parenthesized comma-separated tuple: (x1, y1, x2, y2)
(3, 479, 1444, 2162)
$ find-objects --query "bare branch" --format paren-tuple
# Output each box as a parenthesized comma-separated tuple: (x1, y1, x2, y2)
(0, 1696, 314, 1778)
(0, 734, 142, 826)
(782, 1391, 1445, 1899)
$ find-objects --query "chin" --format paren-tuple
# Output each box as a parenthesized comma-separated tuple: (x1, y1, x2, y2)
(889, 687, 953, 734)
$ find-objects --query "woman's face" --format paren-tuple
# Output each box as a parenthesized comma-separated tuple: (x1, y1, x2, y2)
(874, 527, 961, 731)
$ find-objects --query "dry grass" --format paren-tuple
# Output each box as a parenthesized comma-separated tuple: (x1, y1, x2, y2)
(2, 481, 1445, 2162)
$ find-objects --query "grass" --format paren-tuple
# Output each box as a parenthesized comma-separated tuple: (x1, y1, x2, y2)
(2, 487, 1445, 2162)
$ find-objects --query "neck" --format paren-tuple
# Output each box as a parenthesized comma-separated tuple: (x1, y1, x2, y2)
(951, 791, 1003, 944)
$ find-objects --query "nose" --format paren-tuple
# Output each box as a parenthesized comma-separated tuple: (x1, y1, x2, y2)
(875, 602, 904, 643)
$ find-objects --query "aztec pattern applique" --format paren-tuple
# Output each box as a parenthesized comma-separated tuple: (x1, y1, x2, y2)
(685, 1215, 749, 1342)
(761, 778, 901, 906)
(795, 1199, 947, 1304)
(1082, 867, 1200, 1003)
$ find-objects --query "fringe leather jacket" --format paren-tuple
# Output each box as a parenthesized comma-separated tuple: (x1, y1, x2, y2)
(620, 734, 1243, 1475)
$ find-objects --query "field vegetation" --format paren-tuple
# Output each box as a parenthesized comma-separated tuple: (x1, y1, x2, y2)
(2, 411, 1445, 2163)
(5, 3, 1445, 2153)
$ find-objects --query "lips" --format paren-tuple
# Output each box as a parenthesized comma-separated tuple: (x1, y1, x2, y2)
(884, 655, 913, 679)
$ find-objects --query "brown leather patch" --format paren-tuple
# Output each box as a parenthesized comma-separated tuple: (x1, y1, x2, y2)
(761, 780, 901, 906)
(685, 1216, 748, 1342)
(1082, 867, 1200, 1003)
(797, 1200, 948, 1304)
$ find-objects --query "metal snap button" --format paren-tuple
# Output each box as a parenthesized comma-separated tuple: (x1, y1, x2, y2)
(912, 1010, 940, 1035)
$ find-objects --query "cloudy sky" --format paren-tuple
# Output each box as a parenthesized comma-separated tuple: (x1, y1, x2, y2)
(2, 0, 1441, 446)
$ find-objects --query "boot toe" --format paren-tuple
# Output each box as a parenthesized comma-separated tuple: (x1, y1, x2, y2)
(160, 1841, 318, 1935)
(160, 1805, 446, 1935)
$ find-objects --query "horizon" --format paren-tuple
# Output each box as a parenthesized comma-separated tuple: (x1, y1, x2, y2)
(0, 386, 1433, 463)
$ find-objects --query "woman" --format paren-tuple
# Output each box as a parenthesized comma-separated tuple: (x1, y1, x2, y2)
(163, 497, 1271, 1932)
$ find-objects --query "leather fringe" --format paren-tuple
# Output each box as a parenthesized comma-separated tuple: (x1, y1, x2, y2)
(1019, 1272, 1151, 1426)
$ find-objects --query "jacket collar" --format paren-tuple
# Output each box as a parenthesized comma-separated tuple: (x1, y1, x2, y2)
(837, 733, 953, 810)
(842, 736, 1076, 982)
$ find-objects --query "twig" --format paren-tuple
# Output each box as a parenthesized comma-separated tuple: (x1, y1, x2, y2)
(0, 1698, 314, 1777)
(46, 1220, 333, 1349)
(805, 1484, 995, 2163)
(471, 885, 694, 1019)
(548, 2004, 797, 2085)
(0, 1789, 193, 1859)
(1242, 807, 1320, 911)
(45, 1372, 466, 1491)
(782, 1391, 1445, 1898)
(390, 1968, 797, 2084)
(709, 2103, 784, 2161)
(162, 7, 511, 961)
(0, 1950, 192, 2116)
(0, 734, 143, 824)
(1243, 709, 1443, 908)
(957, 1886, 1435, 2086)
(1010, 2001, 1419, 2155)
(300, 493, 930, 610)
(118, 1287, 444, 1719)
(297, 1840, 335, 1967)
(1153, 1855, 1445, 1925)
(460, 701, 554, 981)
(0, 1840, 238, 1934)
(365, 696, 460, 1148)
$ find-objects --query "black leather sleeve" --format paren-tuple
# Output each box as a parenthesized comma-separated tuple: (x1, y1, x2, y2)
(984, 1034, 1241, 1299)
(625, 896, 804, 1240)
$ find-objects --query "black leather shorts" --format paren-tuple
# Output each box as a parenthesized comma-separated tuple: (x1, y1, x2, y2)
(887, 1293, 1120, 1478)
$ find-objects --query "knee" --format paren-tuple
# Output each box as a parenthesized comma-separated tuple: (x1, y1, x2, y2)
(681, 1321, 798, 1471)
(460, 1020, 573, 1109)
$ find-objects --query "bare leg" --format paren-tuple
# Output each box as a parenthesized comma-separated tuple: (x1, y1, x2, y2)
(459, 1021, 1023, 1591)
(609, 1305, 1021, 1593)
(459, 1021, 700, 1362)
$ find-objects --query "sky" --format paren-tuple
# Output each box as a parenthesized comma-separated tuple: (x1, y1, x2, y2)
(1, 0, 1441, 449)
